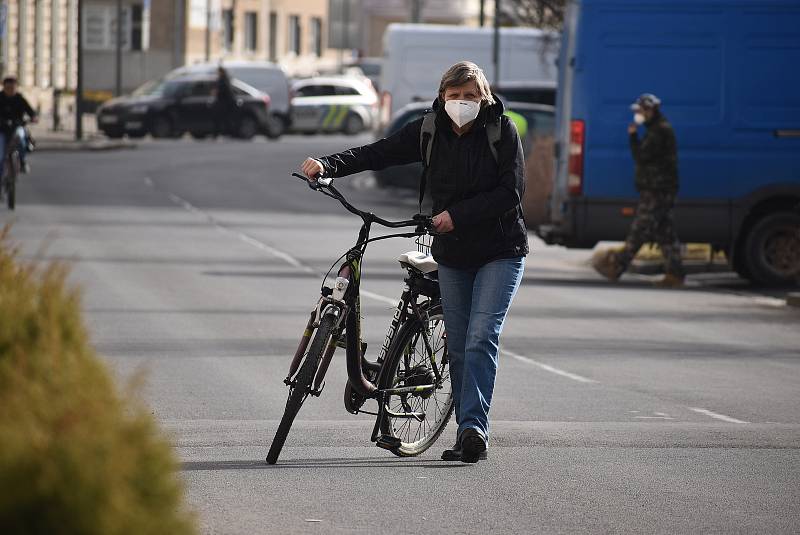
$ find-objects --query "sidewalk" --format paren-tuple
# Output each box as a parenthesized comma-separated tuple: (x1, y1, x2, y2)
(29, 114, 137, 152)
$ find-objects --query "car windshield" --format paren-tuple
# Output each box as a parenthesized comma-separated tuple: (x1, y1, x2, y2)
(132, 79, 184, 98)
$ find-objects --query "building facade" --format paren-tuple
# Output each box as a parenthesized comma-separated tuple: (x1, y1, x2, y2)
(0, 0, 79, 118)
(0, 0, 486, 122)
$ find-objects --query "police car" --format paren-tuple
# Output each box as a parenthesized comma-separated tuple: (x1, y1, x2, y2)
(289, 76, 378, 135)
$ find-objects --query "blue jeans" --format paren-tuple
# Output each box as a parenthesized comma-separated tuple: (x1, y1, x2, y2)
(0, 127, 28, 166)
(437, 256, 525, 443)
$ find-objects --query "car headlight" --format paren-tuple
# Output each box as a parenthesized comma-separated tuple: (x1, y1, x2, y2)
(129, 104, 149, 114)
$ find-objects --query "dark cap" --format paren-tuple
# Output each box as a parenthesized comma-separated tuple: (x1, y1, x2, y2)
(3, 76, 18, 85)
(630, 93, 661, 111)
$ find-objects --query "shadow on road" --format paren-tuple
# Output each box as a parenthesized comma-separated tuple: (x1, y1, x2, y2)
(181, 457, 469, 471)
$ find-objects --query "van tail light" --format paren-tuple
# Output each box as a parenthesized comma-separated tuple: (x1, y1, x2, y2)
(380, 91, 392, 128)
(568, 119, 585, 196)
(262, 95, 271, 109)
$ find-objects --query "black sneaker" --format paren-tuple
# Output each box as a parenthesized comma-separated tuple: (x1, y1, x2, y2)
(460, 428, 487, 463)
(441, 435, 488, 462)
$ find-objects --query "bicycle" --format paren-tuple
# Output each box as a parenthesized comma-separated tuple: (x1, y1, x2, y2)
(266, 172, 454, 464)
(0, 122, 27, 210)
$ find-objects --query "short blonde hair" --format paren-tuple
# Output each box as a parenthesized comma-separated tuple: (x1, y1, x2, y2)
(438, 61, 495, 106)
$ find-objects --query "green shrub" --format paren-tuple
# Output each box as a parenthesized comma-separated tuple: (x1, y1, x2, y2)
(0, 227, 196, 535)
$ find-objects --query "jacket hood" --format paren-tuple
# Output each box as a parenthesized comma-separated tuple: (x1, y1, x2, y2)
(432, 93, 505, 126)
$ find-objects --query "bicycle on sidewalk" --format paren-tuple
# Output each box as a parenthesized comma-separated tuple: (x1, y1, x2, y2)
(266, 172, 454, 464)
(0, 120, 30, 210)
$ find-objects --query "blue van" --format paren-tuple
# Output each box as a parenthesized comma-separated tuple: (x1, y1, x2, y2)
(543, 0, 800, 285)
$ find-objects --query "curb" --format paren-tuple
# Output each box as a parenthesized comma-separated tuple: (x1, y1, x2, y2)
(36, 140, 137, 152)
(787, 293, 800, 308)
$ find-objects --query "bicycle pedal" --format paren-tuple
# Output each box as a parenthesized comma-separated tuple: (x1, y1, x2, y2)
(375, 435, 402, 451)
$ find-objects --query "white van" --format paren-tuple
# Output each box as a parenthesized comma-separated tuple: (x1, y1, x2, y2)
(380, 24, 559, 127)
(167, 60, 292, 138)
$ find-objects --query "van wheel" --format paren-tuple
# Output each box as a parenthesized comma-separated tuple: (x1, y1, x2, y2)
(743, 211, 800, 286)
(343, 113, 364, 135)
(265, 114, 286, 139)
(150, 116, 173, 138)
(236, 115, 258, 140)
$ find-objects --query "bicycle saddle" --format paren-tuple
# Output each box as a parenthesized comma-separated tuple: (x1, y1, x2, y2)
(397, 251, 438, 274)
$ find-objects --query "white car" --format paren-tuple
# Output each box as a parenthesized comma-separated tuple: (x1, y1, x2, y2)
(290, 77, 378, 135)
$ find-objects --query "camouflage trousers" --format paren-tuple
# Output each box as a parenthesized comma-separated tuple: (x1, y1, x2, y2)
(616, 190, 684, 277)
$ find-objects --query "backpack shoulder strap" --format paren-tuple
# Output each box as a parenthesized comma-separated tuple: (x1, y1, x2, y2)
(486, 115, 502, 163)
(419, 111, 436, 167)
(418, 111, 436, 213)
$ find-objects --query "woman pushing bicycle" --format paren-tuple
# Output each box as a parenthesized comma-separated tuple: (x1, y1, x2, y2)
(300, 61, 528, 463)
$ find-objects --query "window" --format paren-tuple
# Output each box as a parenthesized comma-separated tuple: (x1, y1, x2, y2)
(244, 12, 258, 52)
(222, 9, 234, 51)
(189, 81, 215, 97)
(131, 4, 148, 51)
(288, 15, 301, 55)
(268, 12, 278, 61)
(295, 85, 336, 97)
(335, 85, 360, 96)
(310, 17, 323, 57)
(83, 5, 131, 51)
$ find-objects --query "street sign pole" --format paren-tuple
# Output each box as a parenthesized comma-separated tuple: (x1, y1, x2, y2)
(76, 0, 84, 140)
(115, 0, 122, 96)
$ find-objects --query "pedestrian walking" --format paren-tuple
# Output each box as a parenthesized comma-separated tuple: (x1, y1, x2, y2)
(592, 93, 685, 287)
(212, 66, 237, 137)
(299, 61, 528, 463)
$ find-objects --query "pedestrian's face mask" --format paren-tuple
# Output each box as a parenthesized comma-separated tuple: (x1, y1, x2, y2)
(445, 99, 481, 128)
(633, 113, 646, 125)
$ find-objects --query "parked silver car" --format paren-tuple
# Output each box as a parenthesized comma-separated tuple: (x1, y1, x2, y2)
(289, 77, 378, 135)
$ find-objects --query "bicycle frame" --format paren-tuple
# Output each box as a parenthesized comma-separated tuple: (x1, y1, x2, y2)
(285, 173, 444, 446)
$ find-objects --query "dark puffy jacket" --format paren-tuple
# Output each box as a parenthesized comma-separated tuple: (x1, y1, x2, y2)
(630, 111, 679, 192)
(317, 97, 529, 269)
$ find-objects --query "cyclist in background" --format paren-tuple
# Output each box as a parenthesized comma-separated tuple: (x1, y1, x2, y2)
(0, 76, 37, 173)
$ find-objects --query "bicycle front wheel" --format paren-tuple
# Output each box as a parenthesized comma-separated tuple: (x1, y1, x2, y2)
(266, 312, 336, 465)
(379, 304, 453, 457)
(5, 151, 17, 210)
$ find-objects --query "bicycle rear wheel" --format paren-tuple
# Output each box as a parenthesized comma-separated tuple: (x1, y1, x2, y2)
(3, 151, 17, 210)
(379, 303, 453, 456)
(266, 312, 336, 464)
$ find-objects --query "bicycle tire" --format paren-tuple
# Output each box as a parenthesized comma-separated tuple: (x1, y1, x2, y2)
(266, 312, 337, 464)
(378, 304, 453, 457)
(5, 151, 17, 210)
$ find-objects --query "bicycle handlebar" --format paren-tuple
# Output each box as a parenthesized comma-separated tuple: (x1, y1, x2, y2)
(291, 172, 432, 232)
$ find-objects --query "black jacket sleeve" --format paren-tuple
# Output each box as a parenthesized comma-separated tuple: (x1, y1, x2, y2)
(21, 96, 36, 119)
(630, 124, 669, 165)
(316, 118, 423, 178)
(447, 116, 525, 227)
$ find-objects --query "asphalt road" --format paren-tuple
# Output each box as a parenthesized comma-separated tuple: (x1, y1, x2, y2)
(3, 135, 799, 534)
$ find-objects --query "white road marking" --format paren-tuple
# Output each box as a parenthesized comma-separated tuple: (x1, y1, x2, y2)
(504, 350, 598, 384)
(149, 177, 316, 274)
(360, 289, 401, 306)
(688, 407, 748, 424)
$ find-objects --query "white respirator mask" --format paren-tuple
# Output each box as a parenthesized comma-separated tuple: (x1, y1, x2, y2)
(633, 113, 646, 125)
(444, 99, 481, 128)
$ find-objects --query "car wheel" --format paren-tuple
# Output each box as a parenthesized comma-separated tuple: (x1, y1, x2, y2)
(105, 130, 124, 139)
(150, 115, 173, 139)
(236, 115, 258, 140)
(343, 113, 364, 135)
(743, 211, 800, 286)
(265, 114, 286, 139)
(190, 131, 209, 140)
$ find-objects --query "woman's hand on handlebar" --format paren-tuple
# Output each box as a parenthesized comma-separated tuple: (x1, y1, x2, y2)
(432, 211, 454, 233)
(300, 158, 324, 180)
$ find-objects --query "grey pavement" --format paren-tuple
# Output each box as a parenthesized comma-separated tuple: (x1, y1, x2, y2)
(3, 135, 799, 534)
